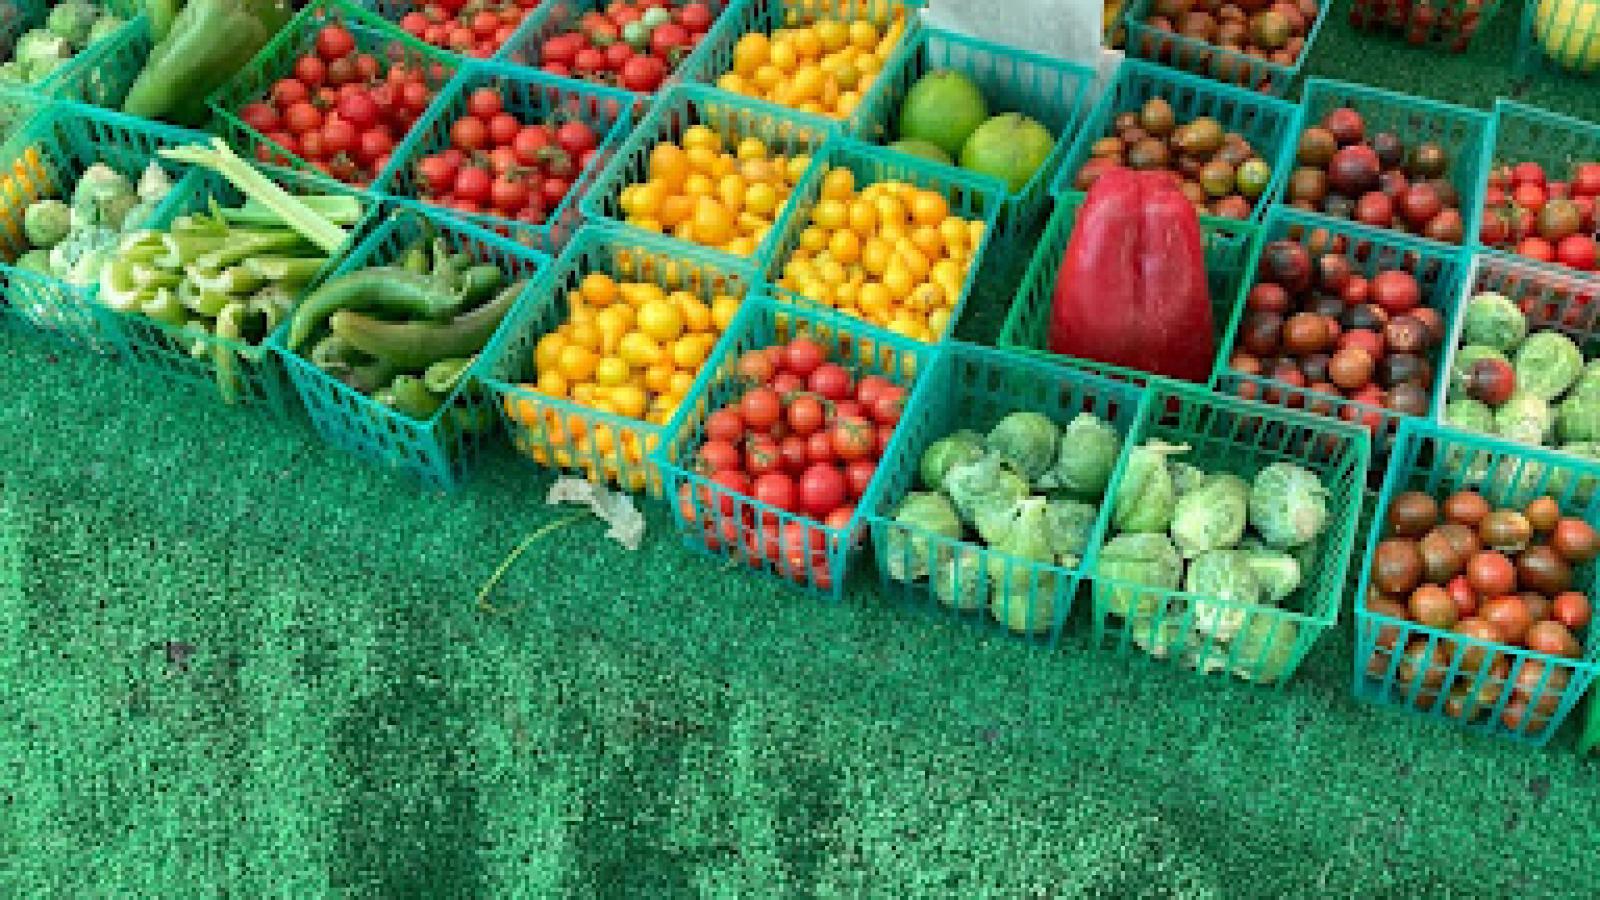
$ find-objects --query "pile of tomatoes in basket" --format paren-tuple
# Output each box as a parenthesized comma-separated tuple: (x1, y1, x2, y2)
(396, 0, 544, 59)
(534, 1, 719, 93)
(411, 87, 603, 223)
(1478, 161, 1600, 272)
(237, 24, 441, 185)
(679, 337, 908, 588)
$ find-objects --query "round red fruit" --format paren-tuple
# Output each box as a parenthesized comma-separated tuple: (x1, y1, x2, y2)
(786, 394, 826, 437)
(741, 387, 783, 431)
(753, 471, 797, 512)
(316, 25, 356, 62)
(1557, 234, 1598, 271)
(799, 464, 848, 517)
(831, 415, 876, 462)
(807, 364, 852, 401)
(783, 338, 826, 377)
(1370, 270, 1420, 314)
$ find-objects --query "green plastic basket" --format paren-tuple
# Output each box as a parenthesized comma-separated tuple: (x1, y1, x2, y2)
(852, 26, 1094, 245)
(208, 0, 460, 190)
(0, 0, 143, 101)
(385, 60, 633, 257)
(0, 101, 207, 354)
(275, 202, 549, 488)
(1050, 59, 1298, 225)
(1479, 98, 1600, 270)
(997, 194, 1256, 388)
(111, 165, 377, 412)
(1212, 205, 1470, 462)
(41, 8, 155, 112)
(1433, 250, 1600, 449)
(763, 135, 1004, 343)
(1516, 0, 1600, 78)
(579, 82, 832, 269)
(1121, 0, 1330, 98)
(0, 83, 40, 150)
(1353, 417, 1600, 746)
(1089, 377, 1372, 687)
(499, 0, 741, 102)
(480, 224, 760, 496)
(1345, 0, 1505, 53)
(689, 0, 923, 135)
(652, 292, 932, 601)
(1285, 78, 1492, 250)
(865, 341, 1147, 642)
(359, 0, 547, 62)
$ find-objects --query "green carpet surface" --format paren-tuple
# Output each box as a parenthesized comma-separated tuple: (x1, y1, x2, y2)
(5, 3, 1600, 896)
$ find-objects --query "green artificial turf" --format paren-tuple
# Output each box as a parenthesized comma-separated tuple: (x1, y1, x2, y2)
(5, 4, 1600, 895)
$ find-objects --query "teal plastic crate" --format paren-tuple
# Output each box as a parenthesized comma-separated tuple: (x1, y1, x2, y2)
(1346, 0, 1506, 53)
(1516, 0, 1600, 78)
(997, 194, 1256, 388)
(1212, 205, 1470, 461)
(689, 0, 922, 135)
(0, 83, 40, 148)
(208, 0, 461, 190)
(275, 202, 549, 488)
(652, 293, 932, 601)
(386, 61, 632, 257)
(579, 82, 833, 269)
(1285, 78, 1492, 250)
(1088, 377, 1371, 687)
(0, 0, 143, 100)
(0, 101, 207, 354)
(1353, 417, 1600, 746)
(1433, 250, 1600, 449)
(500, 0, 741, 102)
(480, 224, 760, 496)
(865, 341, 1147, 642)
(360, 0, 546, 62)
(1051, 59, 1297, 225)
(854, 26, 1094, 246)
(1478, 99, 1600, 270)
(42, 8, 154, 112)
(110, 164, 377, 412)
(1122, 0, 1330, 98)
(764, 135, 1004, 343)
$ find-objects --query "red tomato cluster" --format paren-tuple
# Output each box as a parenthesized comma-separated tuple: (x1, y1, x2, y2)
(237, 25, 442, 186)
(411, 88, 602, 224)
(678, 337, 909, 589)
(1479, 162, 1600, 273)
(397, 0, 542, 59)
(536, 1, 716, 93)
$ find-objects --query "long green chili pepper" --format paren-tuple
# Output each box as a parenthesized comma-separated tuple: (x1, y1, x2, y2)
(457, 265, 504, 306)
(329, 280, 526, 371)
(339, 359, 401, 396)
(424, 357, 474, 395)
(212, 301, 248, 405)
(388, 375, 446, 420)
(286, 267, 463, 351)
(310, 334, 365, 371)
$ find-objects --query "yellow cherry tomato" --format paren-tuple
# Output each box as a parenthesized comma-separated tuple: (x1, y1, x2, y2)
(595, 356, 631, 387)
(821, 167, 855, 202)
(536, 369, 568, 398)
(638, 299, 685, 343)
(558, 344, 599, 382)
(535, 332, 567, 372)
(619, 331, 664, 367)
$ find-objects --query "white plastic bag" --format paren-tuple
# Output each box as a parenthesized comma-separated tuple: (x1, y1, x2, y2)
(920, 0, 1120, 102)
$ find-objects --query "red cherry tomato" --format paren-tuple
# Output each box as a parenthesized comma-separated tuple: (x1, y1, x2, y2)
(784, 338, 826, 377)
(871, 386, 906, 427)
(239, 102, 280, 133)
(798, 464, 848, 518)
(466, 88, 503, 119)
(744, 435, 782, 476)
(512, 125, 552, 165)
(737, 349, 775, 383)
(845, 460, 876, 499)
(454, 166, 492, 204)
(779, 435, 809, 474)
(451, 116, 489, 152)
(753, 471, 797, 512)
(705, 408, 744, 443)
(805, 431, 835, 465)
(771, 371, 803, 396)
(293, 55, 327, 88)
(316, 25, 356, 62)
(807, 364, 852, 401)
(697, 439, 741, 473)
(832, 400, 863, 421)
(557, 121, 599, 157)
(706, 469, 750, 516)
(831, 415, 875, 461)
(487, 113, 521, 147)
(855, 374, 890, 407)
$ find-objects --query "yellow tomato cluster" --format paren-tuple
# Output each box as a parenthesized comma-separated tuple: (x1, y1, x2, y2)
(617, 127, 809, 257)
(717, 15, 907, 120)
(777, 169, 985, 343)
(505, 272, 741, 487)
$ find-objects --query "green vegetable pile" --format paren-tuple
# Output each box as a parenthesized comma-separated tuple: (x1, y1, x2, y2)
(1446, 291, 1600, 468)
(1093, 441, 1330, 684)
(12, 159, 175, 323)
(0, 1, 126, 87)
(884, 409, 1123, 635)
(284, 225, 526, 428)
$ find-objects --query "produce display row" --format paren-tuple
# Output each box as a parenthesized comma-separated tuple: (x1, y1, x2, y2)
(0, 0, 1597, 751)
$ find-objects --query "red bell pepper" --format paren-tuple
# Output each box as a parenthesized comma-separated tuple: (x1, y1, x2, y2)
(1048, 168, 1215, 383)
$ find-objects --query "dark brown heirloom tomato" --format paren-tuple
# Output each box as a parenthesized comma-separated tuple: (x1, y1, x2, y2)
(1418, 529, 1462, 583)
(1443, 491, 1490, 526)
(1480, 511, 1533, 553)
(1516, 545, 1572, 595)
(1387, 383, 1430, 417)
(1384, 315, 1429, 355)
(1373, 539, 1424, 595)
(1388, 491, 1439, 536)
(1551, 518, 1599, 563)
(1283, 312, 1330, 355)
(1524, 496, 1560, 533)
(1242, 310, 1285, 356)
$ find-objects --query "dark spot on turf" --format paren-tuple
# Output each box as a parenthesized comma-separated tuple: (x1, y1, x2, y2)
(1528, 775, 1550, 802)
